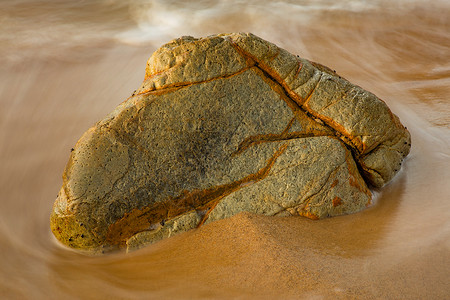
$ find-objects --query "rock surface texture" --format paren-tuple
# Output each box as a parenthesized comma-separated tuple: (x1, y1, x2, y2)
(50, 33, 411, 254)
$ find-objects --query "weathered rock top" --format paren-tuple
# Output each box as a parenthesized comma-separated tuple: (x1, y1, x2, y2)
(51, 33, 410, 254)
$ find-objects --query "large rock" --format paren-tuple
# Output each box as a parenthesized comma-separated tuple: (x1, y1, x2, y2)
(50, 33, 410, 254)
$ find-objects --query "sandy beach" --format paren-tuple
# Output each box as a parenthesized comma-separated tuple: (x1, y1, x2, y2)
(1, 1, 449, 299)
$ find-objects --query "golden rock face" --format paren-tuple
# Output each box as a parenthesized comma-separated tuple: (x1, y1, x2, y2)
(50, 33, 410, 254)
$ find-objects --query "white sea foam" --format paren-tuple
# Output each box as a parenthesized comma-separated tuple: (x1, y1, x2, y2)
(115, 0, 381, 45)
(1, 0, 448, 63)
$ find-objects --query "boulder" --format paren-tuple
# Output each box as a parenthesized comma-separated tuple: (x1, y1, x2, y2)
(50, 33, 411, 254)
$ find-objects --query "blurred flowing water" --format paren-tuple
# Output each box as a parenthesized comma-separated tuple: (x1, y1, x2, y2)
(0, 0, 449, 299)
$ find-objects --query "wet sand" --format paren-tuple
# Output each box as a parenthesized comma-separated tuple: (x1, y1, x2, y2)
(1, 1, 449, 299)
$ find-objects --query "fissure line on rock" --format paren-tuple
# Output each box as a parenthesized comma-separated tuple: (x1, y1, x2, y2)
(105, 143, 288, 247)
(302, 72, 323, 106)
(228, 39, 363, 157)
(232, 116, 294, 156)
(62, 127, 136, 209)
(361, 131, 408, 160)
(134, 66, 253, 97)
(233, 130, 332, 156)
(295, 61, 303, 77)
(144, 60, 185, 81)
(61, 185, 87, 207)
(358, 161, 383, 183)
(316, 84, 354, 114)
(342, 143, 372, 199)
(281, 116, 297, 135)
(295, 159, 345, 219)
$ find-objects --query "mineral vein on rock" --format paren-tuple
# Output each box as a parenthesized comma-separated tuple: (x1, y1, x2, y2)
(50, 33, 411, 254)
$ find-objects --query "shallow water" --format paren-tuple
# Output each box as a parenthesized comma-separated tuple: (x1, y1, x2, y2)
(1, 0, 449, 299)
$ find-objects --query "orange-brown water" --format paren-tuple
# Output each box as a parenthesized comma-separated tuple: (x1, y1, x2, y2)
(1, 1, 449, 299)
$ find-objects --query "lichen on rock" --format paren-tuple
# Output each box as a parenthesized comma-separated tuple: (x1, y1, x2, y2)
(50, 33, 411, 254)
